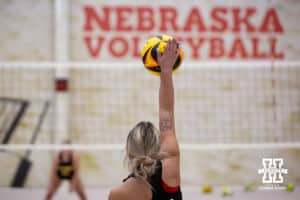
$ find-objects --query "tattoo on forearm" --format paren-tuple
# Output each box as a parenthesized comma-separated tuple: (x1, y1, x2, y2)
(160, 117, 172, 131)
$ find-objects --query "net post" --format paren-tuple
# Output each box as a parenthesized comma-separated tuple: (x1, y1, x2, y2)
(54, 0, 70, 142)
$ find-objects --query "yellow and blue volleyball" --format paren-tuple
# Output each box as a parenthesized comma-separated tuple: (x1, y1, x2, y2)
(141, 35, 183, 76)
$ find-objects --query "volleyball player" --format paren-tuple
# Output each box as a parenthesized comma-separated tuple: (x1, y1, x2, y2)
(109, 39, 182, 200)
(45, 140, 87, 200)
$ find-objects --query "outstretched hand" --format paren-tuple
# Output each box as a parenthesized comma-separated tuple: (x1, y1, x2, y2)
(157, 39, 179, 73)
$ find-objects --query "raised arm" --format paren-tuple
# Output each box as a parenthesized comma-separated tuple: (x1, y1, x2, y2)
(157, 39, 181, 186)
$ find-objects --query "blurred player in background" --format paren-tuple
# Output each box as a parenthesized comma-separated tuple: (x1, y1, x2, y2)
(45, 140, 87, 200)
(109, 39, 182, 200)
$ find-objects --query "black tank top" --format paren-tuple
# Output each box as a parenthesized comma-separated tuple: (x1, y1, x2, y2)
(56, 151, 74, 180)
(123, 160, 182, 200)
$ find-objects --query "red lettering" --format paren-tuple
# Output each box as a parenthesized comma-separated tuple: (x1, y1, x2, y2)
(83, 6, 111, 31)
(269, 37, 284, 59)
(109, 37, 129, 57)
(132, 36, 140, 58)
(229, 38, 248, 59)
(186, 37, 205, 59)
(84, 36, 105, 57)
(259, 8, 284, 33)
(209, 38, 224, 58)
(115, 7, 133, 31)
(82, 6, 286, 60)
(159, 7, 179, 31)
(232, 7, 256, 32)
(211, 7, 228, 32)
(183, 7, 206, 32)
(137, 7, 154, 31)
(251, 37, 267, 58)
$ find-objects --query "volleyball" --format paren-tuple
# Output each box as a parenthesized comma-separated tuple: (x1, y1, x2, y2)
(141, 35, 183, 76)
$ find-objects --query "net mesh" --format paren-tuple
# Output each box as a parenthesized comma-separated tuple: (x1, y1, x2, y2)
(0, 62, 299, 146)
(0, 62, 299, 187)
(0, 66, 55, 144)
(0, 98, 28, 143)
(69, 62, 300, 145)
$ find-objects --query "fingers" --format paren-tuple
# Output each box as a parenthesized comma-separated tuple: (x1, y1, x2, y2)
(166, 40, 172, 52)
(157, 38, 179, 63)
(166, 39, 178, 54)
(170, 39, 177, 50)
(175, 48, 180, 57)
(157, 48, 162, 60)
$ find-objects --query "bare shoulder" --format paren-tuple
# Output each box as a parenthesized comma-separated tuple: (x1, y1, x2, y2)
(108, 185, 129, 200)
(109, 179, 151, 200)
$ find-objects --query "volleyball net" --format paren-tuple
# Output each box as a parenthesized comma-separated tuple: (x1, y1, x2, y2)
(0, 61, 299, 187)
(0, 61, 299, 149)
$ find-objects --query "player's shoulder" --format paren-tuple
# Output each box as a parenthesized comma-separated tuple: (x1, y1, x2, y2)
(108, 185, 129, 200)
(109, 179, 150, 200)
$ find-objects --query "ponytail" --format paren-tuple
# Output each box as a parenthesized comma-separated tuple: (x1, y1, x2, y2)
(131, 155, 157, 180)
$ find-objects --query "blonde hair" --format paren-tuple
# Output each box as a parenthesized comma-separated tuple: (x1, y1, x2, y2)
(125, 121, 166, 181)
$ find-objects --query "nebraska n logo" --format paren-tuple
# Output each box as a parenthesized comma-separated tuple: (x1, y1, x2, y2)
(258, 158, 288, 184)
